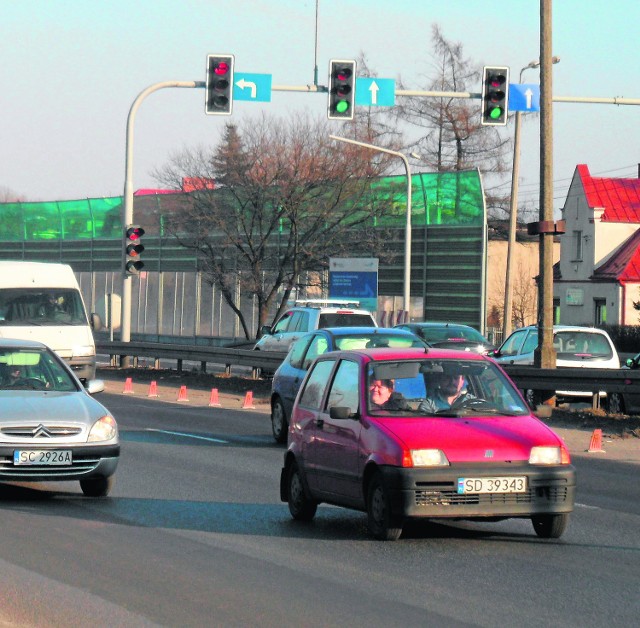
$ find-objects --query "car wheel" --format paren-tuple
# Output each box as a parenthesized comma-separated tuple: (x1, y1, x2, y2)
(80, 476, 114, 497)
(287, 462, 317, 521)
(531, 513, 569, 539)
(271, 397, 288, 444)
(367, 472, 403, 541)
(606, 392, 625, 415)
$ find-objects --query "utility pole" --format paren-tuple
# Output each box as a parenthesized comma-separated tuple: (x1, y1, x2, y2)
(534, 0, 557, 370)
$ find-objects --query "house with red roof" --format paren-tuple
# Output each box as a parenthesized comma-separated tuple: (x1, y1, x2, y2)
(554, 164, 640, 325)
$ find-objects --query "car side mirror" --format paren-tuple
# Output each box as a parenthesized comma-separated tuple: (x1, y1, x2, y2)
(259, 325, 272, 338)
(487, 349, 500, 358)
(329, 406, 356, 420)
(84, 379, 105, 395)
(91, 312, 103, 332)
(626, 358, 635, 368)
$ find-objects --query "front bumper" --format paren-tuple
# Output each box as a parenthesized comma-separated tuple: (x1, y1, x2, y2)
(0, 444, 119, 482)
(379, 463, 576, 519)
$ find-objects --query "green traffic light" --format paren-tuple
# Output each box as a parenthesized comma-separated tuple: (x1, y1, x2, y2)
(336, 100, 349, 114)
(489, 107, 503, 119)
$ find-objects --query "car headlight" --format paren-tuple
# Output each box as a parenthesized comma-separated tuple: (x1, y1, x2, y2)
(88, 415, 118, 442)
(405, 449, 450, 467)
(72, 344, 95, 358)
(529, 446, 569, 465)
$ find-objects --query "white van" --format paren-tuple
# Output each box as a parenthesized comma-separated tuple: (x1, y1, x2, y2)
(0, 262, 101, 380)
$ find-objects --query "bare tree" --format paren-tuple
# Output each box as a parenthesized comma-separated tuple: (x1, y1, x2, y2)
(153, 112, 401, 338)
(0, 187, 26, 202)
(395, 24, 511, 215)
(490, 259, 538, 329)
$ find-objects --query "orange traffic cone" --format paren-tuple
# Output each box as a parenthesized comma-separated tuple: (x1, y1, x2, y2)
(148, 381, 158, 397)
(123, 377, 134, 394)
(177, 385, 189, 402)
(242, 390, 255, 409)
(587, 428, 605, 453)
(209, 388, 221, 407)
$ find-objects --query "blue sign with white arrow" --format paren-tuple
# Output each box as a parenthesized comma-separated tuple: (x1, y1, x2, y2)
(234, 73, 272, 102)
(355, 78, 395, 107)
(509, 83, 540, 112)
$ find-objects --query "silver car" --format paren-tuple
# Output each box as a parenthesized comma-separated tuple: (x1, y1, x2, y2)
(0, 338, 119, 496)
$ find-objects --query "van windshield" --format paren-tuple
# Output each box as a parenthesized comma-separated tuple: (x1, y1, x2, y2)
(0, 289, 87, 326)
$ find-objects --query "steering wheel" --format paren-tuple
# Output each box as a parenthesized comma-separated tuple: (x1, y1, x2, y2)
(12, 377, 48, 390)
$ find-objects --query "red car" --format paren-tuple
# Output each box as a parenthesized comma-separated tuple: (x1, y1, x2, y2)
(280, 347, 576, 541)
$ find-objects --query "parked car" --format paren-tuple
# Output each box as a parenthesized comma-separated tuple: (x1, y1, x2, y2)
(0, 338, 119, 496)
(254, 299, 377, 354)
(280, 347, 576, 541)
(607, 352, 640, 414)
(394, 321, 495, 354)
(270, 327, 427, 443)
(490, 325, 620, 405)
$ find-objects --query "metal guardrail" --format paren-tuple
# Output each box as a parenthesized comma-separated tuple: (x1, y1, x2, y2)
(97, 340, 640, 403)
(501, 365, 640, 394)
(96, 340, 287, 378)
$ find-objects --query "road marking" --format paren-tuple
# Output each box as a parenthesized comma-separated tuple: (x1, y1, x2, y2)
(146, 428, 228, 444)
(575, 502, 600, 510)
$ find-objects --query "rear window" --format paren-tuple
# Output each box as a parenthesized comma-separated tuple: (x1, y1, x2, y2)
(318, 313, 375, 328)
(555, 331, 613, 359)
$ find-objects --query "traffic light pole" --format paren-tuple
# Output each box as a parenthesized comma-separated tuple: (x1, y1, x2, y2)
(120, 80, 204, 367)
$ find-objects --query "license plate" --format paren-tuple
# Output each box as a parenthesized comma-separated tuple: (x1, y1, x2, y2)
(13, 450, 73, 466)
(457, 476, 527, 494)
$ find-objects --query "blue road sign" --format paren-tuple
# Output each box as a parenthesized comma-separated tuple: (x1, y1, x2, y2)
(329, 258, 378, 312)
(233, 73, 272, 102)
(509, 83, 540, 112)
(355, 77, 395, 107)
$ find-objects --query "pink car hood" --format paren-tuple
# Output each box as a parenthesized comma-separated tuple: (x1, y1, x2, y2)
(377, 415, 563, 463)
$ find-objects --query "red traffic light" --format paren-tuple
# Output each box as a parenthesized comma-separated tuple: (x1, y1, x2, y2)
(126, 226, 145, 241)
(213, 61, 229, 75)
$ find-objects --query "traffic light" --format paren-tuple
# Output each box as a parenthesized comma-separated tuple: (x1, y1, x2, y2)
(328, 59, 356, 120)
(205, 54, 234, 115)
(481, 66, 510, 126)
(125, 225, 145, 275)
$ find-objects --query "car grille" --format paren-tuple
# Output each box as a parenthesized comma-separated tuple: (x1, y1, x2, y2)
(415, 486, 569, 507)
(0, 454, 103, 477)
(1, 425, 83, 438)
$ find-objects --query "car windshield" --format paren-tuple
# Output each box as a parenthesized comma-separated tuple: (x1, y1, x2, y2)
(367, 358, 529, 417)
(0, 349, 78, 391)
(0, 288, 87, 326)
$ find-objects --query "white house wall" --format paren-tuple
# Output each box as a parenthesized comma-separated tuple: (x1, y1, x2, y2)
(556, 281, 620, 325)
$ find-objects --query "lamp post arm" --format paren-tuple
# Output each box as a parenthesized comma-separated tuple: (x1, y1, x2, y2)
(329, 135, 412, 313)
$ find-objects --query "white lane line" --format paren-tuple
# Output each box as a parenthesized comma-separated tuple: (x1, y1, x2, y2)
(146, 428, 228, 444)
(575, 502, 600, 510)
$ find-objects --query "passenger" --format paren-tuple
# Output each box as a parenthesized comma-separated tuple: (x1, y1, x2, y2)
(369, 378, 409, 411)
(419, 371, 477, 413)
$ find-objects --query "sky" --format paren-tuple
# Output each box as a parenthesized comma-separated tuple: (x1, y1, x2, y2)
(2, 0, 639, 217)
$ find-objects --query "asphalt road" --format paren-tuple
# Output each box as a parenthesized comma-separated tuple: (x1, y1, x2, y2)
(0, 386, 638, 627)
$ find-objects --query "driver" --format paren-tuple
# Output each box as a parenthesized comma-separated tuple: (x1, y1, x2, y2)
(418, 372, 476, 413)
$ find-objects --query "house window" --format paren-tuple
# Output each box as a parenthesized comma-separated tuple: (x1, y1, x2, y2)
(553, 298, 560, 324)
(594, 299, 607, 325)
(573, 231, 583, 261)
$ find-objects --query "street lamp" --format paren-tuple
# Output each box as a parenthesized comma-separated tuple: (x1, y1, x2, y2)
(329, 135, 413, 316)
(503, 56, 560, 340)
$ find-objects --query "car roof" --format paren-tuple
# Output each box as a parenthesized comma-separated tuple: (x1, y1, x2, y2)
(322, 346, 487, 362)
(399, 322, 476, 329)
(516, 325, 611, 335)
(0, 338, 48, 350)
(316, 327, 417, 336)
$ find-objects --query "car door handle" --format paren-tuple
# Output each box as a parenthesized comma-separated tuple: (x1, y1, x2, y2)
(315, 418, 324, 428)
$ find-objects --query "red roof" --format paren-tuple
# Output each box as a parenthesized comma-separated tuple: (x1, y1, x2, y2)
(577, 164, 640, 222)
(594, 229, 640, 282)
